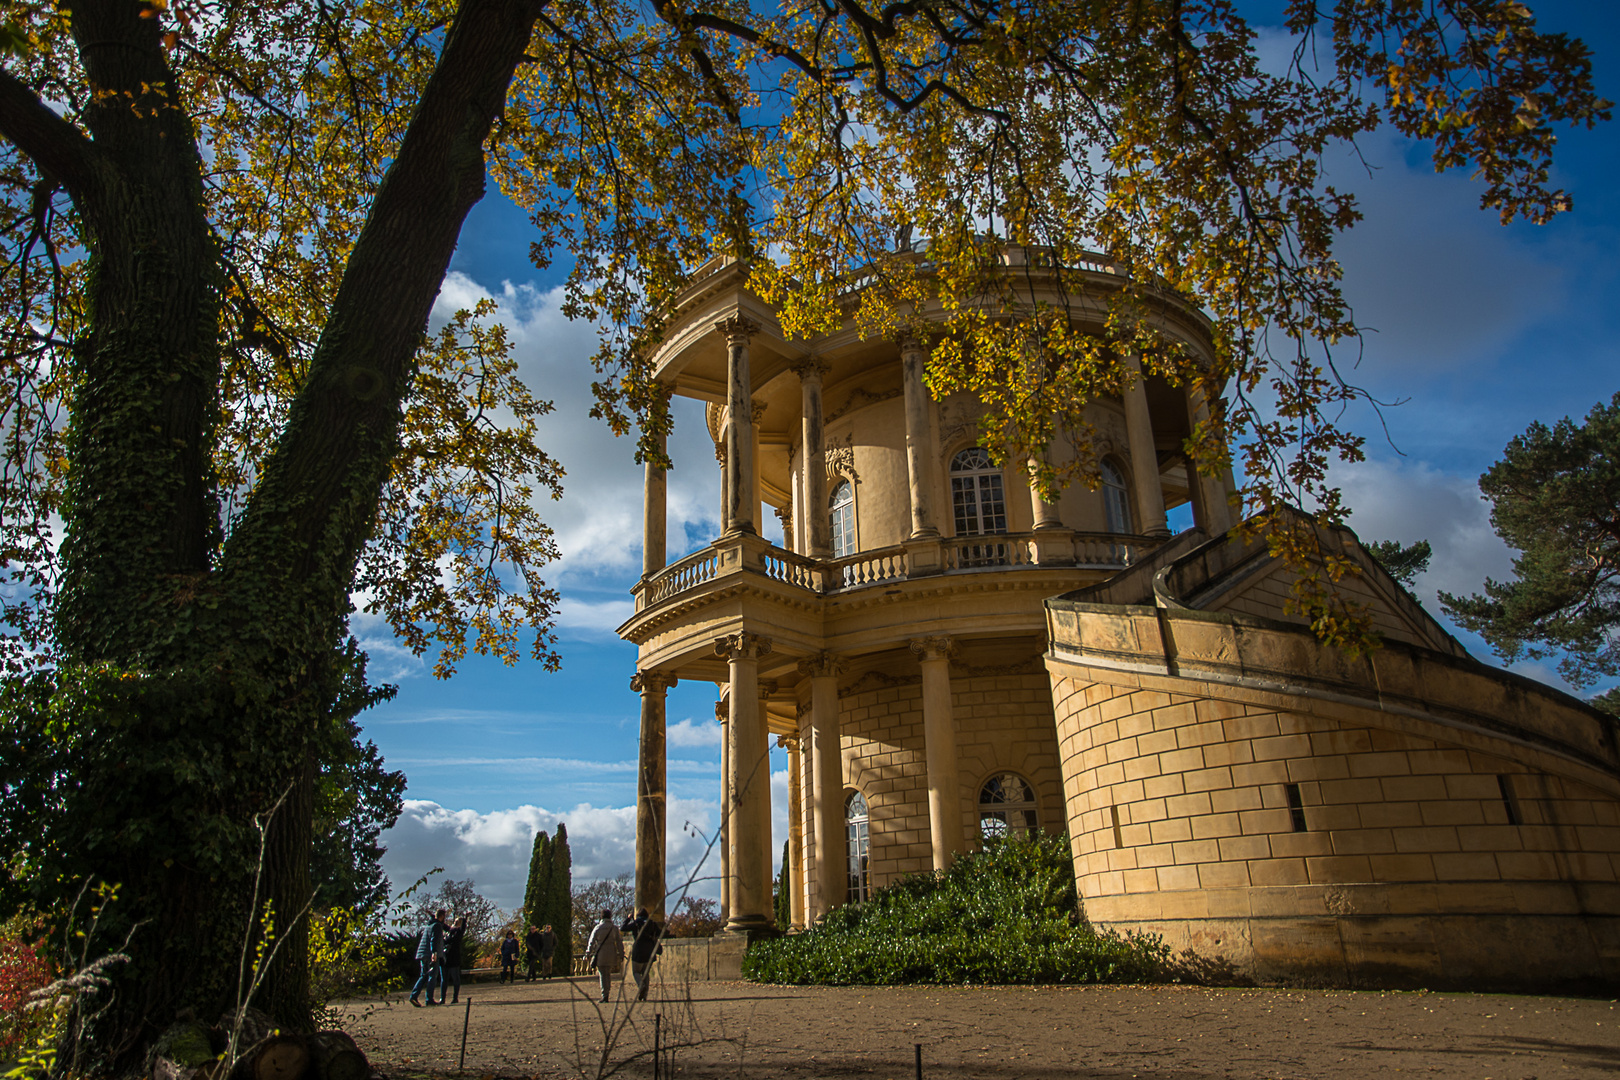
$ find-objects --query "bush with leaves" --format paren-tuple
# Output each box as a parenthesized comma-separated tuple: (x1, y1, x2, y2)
(306, 907, 392, 1020)
(0, 933, 52, 1056)
(744, 833, 1166, 986)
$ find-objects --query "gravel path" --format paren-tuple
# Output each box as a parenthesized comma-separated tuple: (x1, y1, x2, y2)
(340, 976, 1620, 1079)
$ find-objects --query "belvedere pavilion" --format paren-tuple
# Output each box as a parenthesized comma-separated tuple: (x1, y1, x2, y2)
(618, 253, 1620, 990)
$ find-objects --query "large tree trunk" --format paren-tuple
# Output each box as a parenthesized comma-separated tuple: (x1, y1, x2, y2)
(0, 0, 545, 1074)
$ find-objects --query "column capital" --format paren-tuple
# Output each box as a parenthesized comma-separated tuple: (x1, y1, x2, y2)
(797, 651, 846, 679)
(757, 678, 779, 698)
(715, 699, 728, 724)
(751, 400, 768, 424)
(790, 357, 831, 382)
(775, 733, 801, 751)
(715, 314, 761, 345)
(898, 331, 928, 356)
(909, 635, 956, 662)
(715, 631, 773, 661)
(630, 670, 678, 695)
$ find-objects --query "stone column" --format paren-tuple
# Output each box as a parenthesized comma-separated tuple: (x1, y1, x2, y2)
(752, 401, 767, 538)
(1028, 456, 1063, 530)
(780, 734, 805, 931)
(715, 631, 772, 932)
(799, 652, 844, 921)
(900, 335, 940, 538)
(715, 696, 730, 924)
(795, 359, 832, 557)
(756, 678, 778, 921)
(911, 636, 964, 870)
(1121, 353, 1170, 538)
(717, 316, 760, 535)
(643, 417, 669, 578)
(631, 671, 676, 919)
(1185, 382, 1233, 535)
(715, 438, 731, 536)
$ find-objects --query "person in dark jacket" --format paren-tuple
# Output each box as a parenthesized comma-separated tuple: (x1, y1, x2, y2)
(624, 908, 663, 1001)
(441, 915, 467, 1004)
(525, 925, 544, 981)
(539, 924, 557, 977)
(499, 929, 520, 983)
(409, 909, 447, 1007)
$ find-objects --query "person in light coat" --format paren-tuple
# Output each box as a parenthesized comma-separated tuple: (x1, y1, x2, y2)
(584, 907, 624, 1004)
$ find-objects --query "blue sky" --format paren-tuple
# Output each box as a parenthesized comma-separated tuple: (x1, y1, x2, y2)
(370, 2, 1620, 912)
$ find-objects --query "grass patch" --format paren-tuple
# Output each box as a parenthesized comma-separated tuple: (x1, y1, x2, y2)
(743, 832, 1168, 986)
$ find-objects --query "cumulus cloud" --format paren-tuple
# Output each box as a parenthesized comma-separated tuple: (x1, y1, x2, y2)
(667, 718, 722, 750)
(1335, 455, 1512, 607)
(381, 796, 721, 911)
(428, 273, 722, 598)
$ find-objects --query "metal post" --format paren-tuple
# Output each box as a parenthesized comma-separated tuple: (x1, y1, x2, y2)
(915, 1042, 923, 1080)
(458, 1000, 471, 1073)
(655, 1013, 663, 1080)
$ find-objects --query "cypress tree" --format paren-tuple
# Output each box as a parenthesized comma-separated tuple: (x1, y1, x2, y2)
(522, 828, 552, 932)
(549, 822, 574, 971)
(775, 840, 791, 928)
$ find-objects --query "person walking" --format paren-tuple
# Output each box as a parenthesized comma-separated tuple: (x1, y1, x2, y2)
(539, 924, 557, 978)
(409, 909, 447, 1007)
(442, 915, 467, 1004)
(499, 929, 520, 983)
(626, 908, 663, 1002)
(524, 924, 544, 981)
(584, 908, 623, 1004)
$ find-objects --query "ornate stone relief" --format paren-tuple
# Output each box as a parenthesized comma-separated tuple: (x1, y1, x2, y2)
(836, 669, 921, 699)
(826, 385, 902, 424)
(825, 434, 858, 485)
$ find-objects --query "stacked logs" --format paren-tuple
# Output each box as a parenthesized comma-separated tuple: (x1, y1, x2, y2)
(151, 1008, 374, 1080)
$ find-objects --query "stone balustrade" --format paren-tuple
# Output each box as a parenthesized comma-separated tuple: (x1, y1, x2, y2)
(631, 529, 1161, 613)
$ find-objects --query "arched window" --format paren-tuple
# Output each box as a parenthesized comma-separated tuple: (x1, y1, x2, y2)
(979, 772, 1039, 844)
(829, 481, 855, 558)
(1101, 460, 1132, 534)
(845, 790, 871, 903)
(950, 447, 1007, 537)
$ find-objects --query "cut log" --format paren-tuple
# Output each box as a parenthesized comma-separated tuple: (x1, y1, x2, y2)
(218, 1006, 278, 1051)
(308, 1030, 369, 1080)
(151, 1018, 218, 1080)
(249, 1034, 309, 1080)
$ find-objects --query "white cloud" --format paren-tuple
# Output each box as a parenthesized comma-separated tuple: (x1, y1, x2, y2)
(555, 595, 636, 636)
(1334, 455, 1511, 608)
(429, 273, 722, 595)
(381, 796, 720, 911)
(667, 718, 722, 749)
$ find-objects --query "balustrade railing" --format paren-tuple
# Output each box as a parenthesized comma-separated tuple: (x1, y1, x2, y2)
(827, 545, 909, 589)
(763, 547, 818, 590)
(639, 548, 720, 609)
(634, 531, 1160, 612)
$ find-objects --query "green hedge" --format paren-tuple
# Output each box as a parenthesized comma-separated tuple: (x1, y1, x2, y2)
(742, 832, 1168, 985)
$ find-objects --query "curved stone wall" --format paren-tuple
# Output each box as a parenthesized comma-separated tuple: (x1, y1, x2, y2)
(1045, 601, 1620, 991)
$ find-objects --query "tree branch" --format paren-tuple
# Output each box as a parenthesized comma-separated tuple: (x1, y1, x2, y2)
(0, 67, 103, 193)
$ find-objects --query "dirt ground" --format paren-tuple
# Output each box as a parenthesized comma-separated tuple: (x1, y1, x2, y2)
(340, 974, 1620, 1079)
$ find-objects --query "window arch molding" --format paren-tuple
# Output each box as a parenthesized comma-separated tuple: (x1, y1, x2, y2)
(977, 771, 1040, 845)
(844, 788, 872, 903)
(948, 446, 1009, 538)
(1100, 457, 1134, 534)
(828, 479, 856, 559)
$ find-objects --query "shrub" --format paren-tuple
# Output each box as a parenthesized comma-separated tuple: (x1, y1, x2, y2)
(742, 832, 1167, 986)
(0, 936, 52, 1055)
(308, 907, 394, 1016)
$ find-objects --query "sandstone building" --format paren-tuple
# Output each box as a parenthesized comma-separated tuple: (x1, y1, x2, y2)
(617, 254, 1620, 990)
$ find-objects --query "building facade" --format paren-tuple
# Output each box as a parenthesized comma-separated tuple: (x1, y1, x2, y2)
(617, 255, 1620, 990)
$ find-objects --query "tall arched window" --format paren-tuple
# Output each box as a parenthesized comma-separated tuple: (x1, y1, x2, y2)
(845, 790, 871, 903)
(979, 772, 1039, 844)
(950, 447, 1007, 536)
(829, 481, 855, 558)
(1101, 460, 1133, 534)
